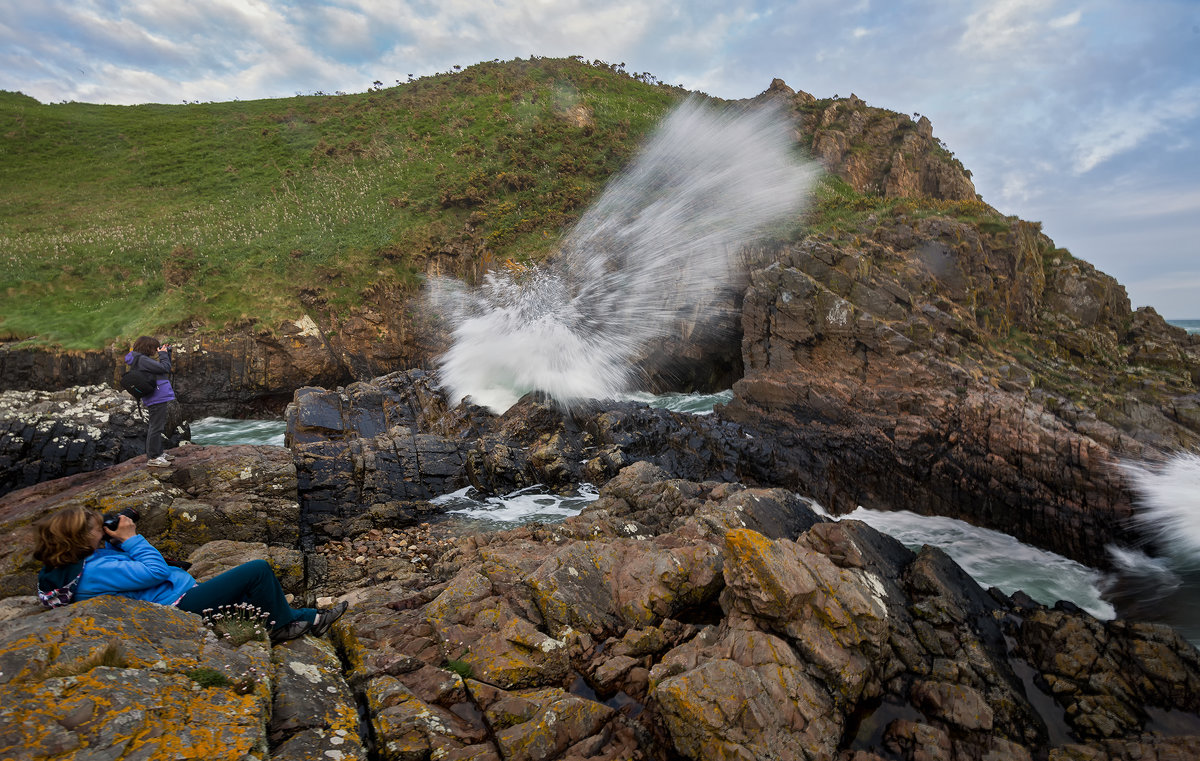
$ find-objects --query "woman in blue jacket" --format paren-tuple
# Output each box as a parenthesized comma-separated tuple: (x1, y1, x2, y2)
(125, 335, 177, 467)
(34, 506, 347, 644)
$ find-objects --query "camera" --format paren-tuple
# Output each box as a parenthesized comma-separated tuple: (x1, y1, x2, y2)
(102, 507, 140, 531)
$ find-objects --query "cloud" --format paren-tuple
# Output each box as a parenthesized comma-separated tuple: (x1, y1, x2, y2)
(1049, 9, 1082, 28)
(958, 0, 1082, 60)
(1071, 84, 1200, 174)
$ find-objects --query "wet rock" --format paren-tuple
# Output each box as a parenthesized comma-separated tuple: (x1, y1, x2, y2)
(285, 370, 767, 547)
(270, 636, 365, 760)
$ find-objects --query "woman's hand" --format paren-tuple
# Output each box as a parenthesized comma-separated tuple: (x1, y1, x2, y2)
(105, 514, 137, 543)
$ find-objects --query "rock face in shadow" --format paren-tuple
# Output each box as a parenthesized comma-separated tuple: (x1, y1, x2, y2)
(721, 228, 1199, 568)
(0, 306, 446, 418)
(0, 385, 189, 498)
(285, 369, 769, 548)
(2, 452, 1199, 760)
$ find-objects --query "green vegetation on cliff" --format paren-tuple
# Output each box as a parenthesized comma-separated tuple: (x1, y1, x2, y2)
(0, 58, 685, 348)
(0, 56, 1033, 352)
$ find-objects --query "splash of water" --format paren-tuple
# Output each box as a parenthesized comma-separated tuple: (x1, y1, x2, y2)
(430, 97, 819, 412)
(1103, 451, 1200, 647)
(1116, 450, 1200, 566)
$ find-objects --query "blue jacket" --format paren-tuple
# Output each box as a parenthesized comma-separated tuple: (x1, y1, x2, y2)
(125, 350, 176, 406)
(75, 535, 196, 605)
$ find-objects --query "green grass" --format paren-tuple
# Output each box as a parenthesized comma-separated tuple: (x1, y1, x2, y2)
(804, 174, 1006, 240)
(0, 58, 685, 348)
(36, 642, 128, 680)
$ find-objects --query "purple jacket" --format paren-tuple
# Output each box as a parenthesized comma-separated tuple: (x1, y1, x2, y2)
(125, 350, 176, 406)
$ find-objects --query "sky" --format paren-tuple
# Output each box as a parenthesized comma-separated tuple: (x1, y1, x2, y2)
(2, 0, 1197, 317)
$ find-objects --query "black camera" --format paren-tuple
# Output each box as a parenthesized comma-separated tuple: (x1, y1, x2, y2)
(102, 507, 140, 531)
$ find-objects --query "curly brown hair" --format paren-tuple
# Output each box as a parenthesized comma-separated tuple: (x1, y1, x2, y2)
(131, 336, 159, 356)
(32, 506, 101, 568)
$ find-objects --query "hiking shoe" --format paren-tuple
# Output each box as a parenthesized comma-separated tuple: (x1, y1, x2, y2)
(146, 456, 172, 467)
(270, 618, 311, 644)
(162, 452, 177, 461)
(310, 601, 349, 637)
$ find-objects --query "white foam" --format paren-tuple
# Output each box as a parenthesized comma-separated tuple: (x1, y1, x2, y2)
(1118, 451, 1200, 568)
(843, 506, 1116, 619)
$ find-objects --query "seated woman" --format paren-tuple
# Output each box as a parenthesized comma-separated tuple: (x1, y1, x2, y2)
(34, 506, 347, 644)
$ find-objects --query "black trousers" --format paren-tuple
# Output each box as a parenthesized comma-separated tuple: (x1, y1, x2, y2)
(145, 401, 169, 458)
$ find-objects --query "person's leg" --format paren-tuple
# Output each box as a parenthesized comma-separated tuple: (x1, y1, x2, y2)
(177, 559, 316, 628)
(146, 402, 168, 458)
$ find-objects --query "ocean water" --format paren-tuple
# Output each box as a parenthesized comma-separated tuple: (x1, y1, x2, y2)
(622, 389, 733, 415)
(1108, 451, 1200, 646)
(1166, 319, 1199, 335)
(189, 417, 286, 447)
(837, 506, 1115, 619)
(431, 483, 601, 534)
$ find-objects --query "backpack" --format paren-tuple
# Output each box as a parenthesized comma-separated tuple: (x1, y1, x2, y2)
(120, 367, 157, 399)
(37, 560, 85, 609)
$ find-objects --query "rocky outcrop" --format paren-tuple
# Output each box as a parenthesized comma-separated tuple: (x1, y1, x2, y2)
(3, 450, 1199, 760)
(285, 370, 772, 548)
(0, 304, 445, 418)
(328, 462, 1198, 760)
(721, 219, 1199, 568)
(781, 88, 978, 202)
(0, 385, 189, 497)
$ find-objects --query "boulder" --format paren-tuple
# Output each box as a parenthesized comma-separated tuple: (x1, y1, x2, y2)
(0, 597, 275, 761)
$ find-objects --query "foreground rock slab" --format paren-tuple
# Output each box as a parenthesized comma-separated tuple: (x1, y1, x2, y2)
(3, 450, 1199, 760)
(333, 461, 1200, 760)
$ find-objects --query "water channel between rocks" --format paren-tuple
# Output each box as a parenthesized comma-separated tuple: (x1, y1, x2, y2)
(189, 389, 1198, 648)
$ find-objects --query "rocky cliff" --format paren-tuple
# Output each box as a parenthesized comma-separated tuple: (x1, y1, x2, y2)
(4, 83, 1198, 569)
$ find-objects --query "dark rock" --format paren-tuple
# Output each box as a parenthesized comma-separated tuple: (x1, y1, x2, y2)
(0, 386, 188, 497)
(4, 458, 1200, 760)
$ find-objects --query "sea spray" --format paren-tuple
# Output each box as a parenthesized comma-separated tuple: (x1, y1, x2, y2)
(1105, 450, 1200, 646)
(1116, 450, 1200, 566)
(430, 97, 819, 413)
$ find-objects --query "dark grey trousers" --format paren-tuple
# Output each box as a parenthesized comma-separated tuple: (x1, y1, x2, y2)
(146, 401, 169, 458)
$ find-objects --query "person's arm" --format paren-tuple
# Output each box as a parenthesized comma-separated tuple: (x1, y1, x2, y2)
(91, 517, 172, 592)
(137, 351, 172, 374)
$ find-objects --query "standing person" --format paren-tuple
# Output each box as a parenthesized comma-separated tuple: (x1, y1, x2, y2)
(34, 506, 348, 644)
(126, 336, 176, 467)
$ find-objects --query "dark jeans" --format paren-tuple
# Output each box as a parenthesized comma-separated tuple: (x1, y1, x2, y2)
(146, 401, 169, 458)
(176, 560, 316, 629)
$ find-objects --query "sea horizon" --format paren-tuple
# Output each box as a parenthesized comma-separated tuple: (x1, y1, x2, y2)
(1166, 318, 1200, 335)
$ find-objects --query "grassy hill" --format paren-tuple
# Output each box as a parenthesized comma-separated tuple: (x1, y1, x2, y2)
(0, 58, 688, 349)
